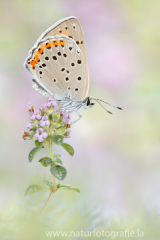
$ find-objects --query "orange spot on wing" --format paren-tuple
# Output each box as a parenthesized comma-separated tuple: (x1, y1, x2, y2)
(43, 42, 52, 49)
(59, 40, 65, 46)
(29, 60, 37, 68)
(34, 53, 39, 61)
(29, 52, 40, 69)
(36, 45, 44, 54)
(52, 40, 58, 47)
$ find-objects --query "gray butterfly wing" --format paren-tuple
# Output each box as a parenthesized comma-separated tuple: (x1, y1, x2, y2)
(26, 16, 89, 99)
(25, 35, 87, 101)
(40, 17, 87, 60)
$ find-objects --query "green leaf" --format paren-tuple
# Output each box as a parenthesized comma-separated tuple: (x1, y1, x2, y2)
(28, 147, 42, 162)
(57, 184, 80, 193)
(49, 135, 63, 145)
(55, 126, 66, 135)
(50, 165, 67, 181)
(35, 140, 44, 147)
(61, 143, 74, 156)
(42, 180, 55, 188)
(39, 157, 53, 167)
(24, 184, 47, 197)
(54, 154, 61, 158)
(29, 126, 37, 133)
(55, 158, 63, 165)
(49, 114, 53, 120)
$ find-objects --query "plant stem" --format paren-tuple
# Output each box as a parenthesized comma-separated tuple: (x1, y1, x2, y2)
(49, 144, 57, 191)
(39, 191, 54, 220)
(39, 145, 57, 220)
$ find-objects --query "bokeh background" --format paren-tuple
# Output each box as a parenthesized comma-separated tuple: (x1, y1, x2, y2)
(0, 0, 160, 239)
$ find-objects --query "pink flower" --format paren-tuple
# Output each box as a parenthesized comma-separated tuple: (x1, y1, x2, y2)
(46, 95, 58, 108)
(28, 106, 35, 116)
(39, 115, 50, 127)
(63, 111, 71, 124)
(26, 121, 32, 129)
(47, 101, 58, 108)
(48, 96, 54, 101)
(42, 103, 47, 108)
(43, 96, 58, 109)
(63, 111, 69, 118)
(30, 109, 42, 120)
(65, 132, 70, 138)
(34, 128, 48, 142)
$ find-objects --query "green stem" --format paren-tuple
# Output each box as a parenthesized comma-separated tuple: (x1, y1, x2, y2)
(39, 145, 57, 220)
(49, 144, 54, 160)
(49, 145, 57, 191)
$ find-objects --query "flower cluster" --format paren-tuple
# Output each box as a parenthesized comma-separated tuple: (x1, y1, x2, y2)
(22, 96, 71, 143)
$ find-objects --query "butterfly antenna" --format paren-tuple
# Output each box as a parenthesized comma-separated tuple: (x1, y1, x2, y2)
(92, 98, 113, 114)
(92, 98, 123, 111)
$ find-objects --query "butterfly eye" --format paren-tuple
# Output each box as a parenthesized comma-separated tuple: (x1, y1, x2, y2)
(87, 99, 90, 106)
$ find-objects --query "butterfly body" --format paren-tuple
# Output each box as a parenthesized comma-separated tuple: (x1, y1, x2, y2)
(24, 16, 122, 124)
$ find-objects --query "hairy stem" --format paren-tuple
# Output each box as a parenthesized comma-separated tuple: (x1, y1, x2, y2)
(39, 145, 57, 220)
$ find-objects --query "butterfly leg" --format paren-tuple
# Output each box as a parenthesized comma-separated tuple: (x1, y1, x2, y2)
(70, 110, 82, 125)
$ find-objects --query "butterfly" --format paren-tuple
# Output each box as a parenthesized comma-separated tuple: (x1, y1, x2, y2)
(24, 16, 122, 124)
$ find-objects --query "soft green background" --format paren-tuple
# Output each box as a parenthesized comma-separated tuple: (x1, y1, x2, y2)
(0, 0, 160, 239)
